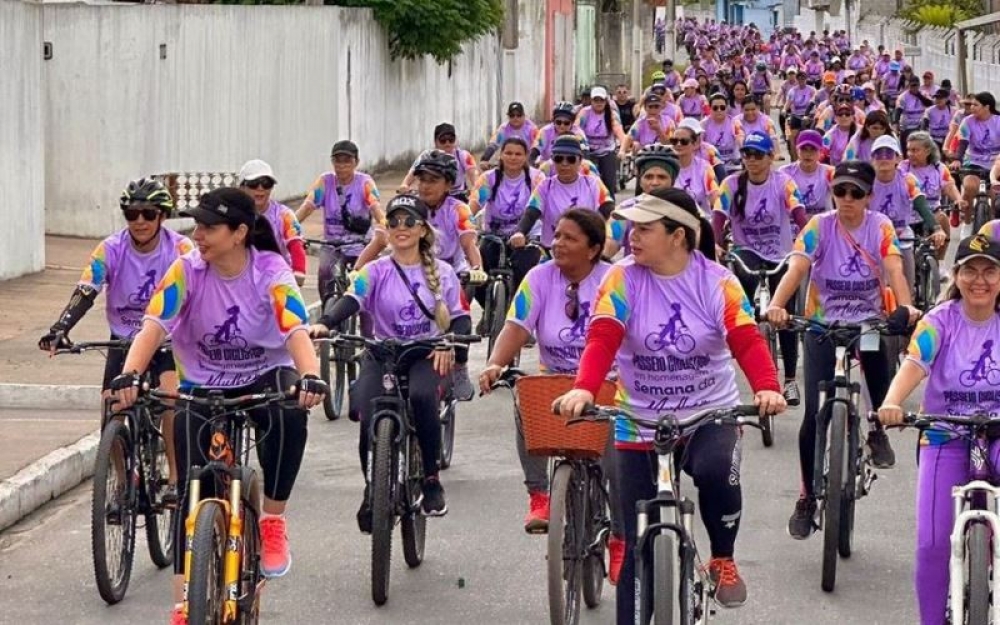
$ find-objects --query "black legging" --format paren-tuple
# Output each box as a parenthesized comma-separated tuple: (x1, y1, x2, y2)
(615, 422, 743, 625)
(798, 331, 893, 498)
(588, 150, 619, 199)
(474, 237, 541, 308)
(351, 354, 442, 479)
(171, 366, 309, 573)
(731, 249, 799, 379)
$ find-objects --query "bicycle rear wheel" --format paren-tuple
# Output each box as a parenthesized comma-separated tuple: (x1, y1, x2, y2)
(759, 322, 778, 448)
(92, 418, 137, 605)
(187, 500, 227, 625)
(653, 534, 678, 625)
(438, 395, 457, 470)
(967, 521, 991, 624)
(319, 341, 338, 421)
(548, 463, 583, 625)
(581, 466, 608, 609)
(370, 418, 396, 606)
(237, 468, 263, 624)
(920, 255, 940, 312)
(821, 402, 848, 593)
(486, 280, 508, 360)
(401, 437, 426, 568)
(973, 198, 992, 233)
(144, 428, 175, 569)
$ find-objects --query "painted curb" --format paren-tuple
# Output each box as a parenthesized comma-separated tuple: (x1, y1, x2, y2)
(0, 384, 102, 410)
(0, 429, 100, 532)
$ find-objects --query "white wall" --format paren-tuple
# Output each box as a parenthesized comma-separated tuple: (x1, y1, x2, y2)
(0, 0, 45, 280)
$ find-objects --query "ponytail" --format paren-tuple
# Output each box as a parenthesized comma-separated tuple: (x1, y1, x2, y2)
(418, 230, 451, 332)
(249, 216, 282, 255)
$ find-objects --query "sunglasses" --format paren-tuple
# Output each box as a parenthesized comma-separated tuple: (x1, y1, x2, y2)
(832, 184, 867, 199)
(647, 104, 663, 110)
(553, 155, 580, 164)
(123, 207, 160, 222)
(554, 119, 573, 127)
(565, 282, 581, 321)
(872, 148, 898, 160)
(669, 137, 692, 146)
(387, 214, 423, 229)
(742, 150, 767, 160)
(437, 135, 457, 144)
(243, 178, 275, 190)
(509, 113, 525, 118)
(712, 105, 728, 111)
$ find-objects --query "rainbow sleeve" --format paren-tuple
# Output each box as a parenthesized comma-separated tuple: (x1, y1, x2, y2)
(508, 273, 536, 323)
(607, 218, 627, 245)
(720, 275, 755, 332)
(595, 178, 612, 205)
(941, 166, 954, 185)
(958, 119, 972, 142)
(270, 283, 308, 336)
(593, 265, 630, 324)
(347, 265, 373, 303)
(527, 185, 544, 213)
(471, 173, 490, 211)
(146, 259, 187, 323)
(905, 173, 924, 200)
(714, 177, 734, 215)
(282, 209, 303, 241)
(795, 216, 821, 255)
(705, 166, 719, 194)
(363, 178, 381, 206)
(455, 202, 475, 233)
(785, 178, 804, 213)
(907, 318, 941, 366)
(79, 241, 109, 289)
(309, 176, 327, 206)
(879, 220, 902, 258)
(176, 238, 194, 256)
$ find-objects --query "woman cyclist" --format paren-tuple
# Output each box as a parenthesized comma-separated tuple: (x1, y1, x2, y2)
(672, 124, 720, 215)
(605, 145, 681, 258)
(619, 92, 675, 160)
(900, 131, 963, 258)
(734, 96, 780, 157)
(39, 178, 191, 504)
(678, 78, 709, 120)
(701, 93, 740, 173)
(481, 101, 540, 168)
(896, 77, 934, 147)
(923, 89, 954, 151)
(784, 70, 817, 161)
(728, 80, 750, 118)
(878, 234, 1000, 625)
(399, 123, 480, 202)
(530, 101, 590, 166)
(576, 86, 628, 197)
(295, 140, 385, 306)
(951, 92, 1000, 221)
(111, 188, 326, 625)
(780, 130, 835, 219)
(823, 103, 859, 166)
(749, 60, 773, 112)
(845, 110, 894, 162)
(238, 160, 307, 285)
(554, 187, 787, 621)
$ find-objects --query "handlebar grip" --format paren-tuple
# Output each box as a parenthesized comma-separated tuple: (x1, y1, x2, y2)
(732, 405, 760, 417)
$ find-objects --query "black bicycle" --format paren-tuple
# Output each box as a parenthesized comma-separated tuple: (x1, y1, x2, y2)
(957, 168, 1000, 233)
(329, 332, 480, 606)
(56, 340, 176, 604)
(899, 236, 941, 313)
(478, 233, 516, 360)
(306, 237, 365, 420)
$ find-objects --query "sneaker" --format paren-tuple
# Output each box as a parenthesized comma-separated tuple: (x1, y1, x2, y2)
(421, 477, 448, 516)
(787, 497, 816, 540)
(607, 533, 626, 586)
(782, 380, 801, 407)
(170, 606, 187, 625)
(259, 516, 292, 578)
(707, 557, 747, 608)
(524, 491, 550, 534)
(867, 429, 896, 468)
(450, 364, 475, 401)
(950, 208, 960, 228)
(357, 486, 372, 535)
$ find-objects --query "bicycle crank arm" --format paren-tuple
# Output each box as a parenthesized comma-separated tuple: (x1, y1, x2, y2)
(860, 466, 878, 497)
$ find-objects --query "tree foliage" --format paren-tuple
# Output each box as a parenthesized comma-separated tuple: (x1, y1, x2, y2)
(900, 1, 975, 26)
(330, 0, 505, 63)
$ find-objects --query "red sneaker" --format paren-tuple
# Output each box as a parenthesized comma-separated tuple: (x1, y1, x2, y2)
(707, 557, 747, 608)
(524, 491, 550, 534)
(169, 606, 187, 625)
(607, 533, 626, 586)
(259, 516, 292, 578)
(950, 208, 960, 228)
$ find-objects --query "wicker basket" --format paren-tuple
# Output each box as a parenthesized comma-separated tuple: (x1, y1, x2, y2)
(516, 374, 618, 459)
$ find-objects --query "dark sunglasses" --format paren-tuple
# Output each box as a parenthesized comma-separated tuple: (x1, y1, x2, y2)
(832, 184, 867, 199)
(837, 111, 853, 118)
(742, 150, 767, 160)
(437, 135, 457, 144)
(553, 155, 579, 164)
(387, 214, 423, 229)
(712, 105, 728, 111)
(123, 207, 160, 222)
(565, 282, 581, 321)
(554, 119, 573, 126)
(669, 137, 692, 146)
(243, 178, 275, 190)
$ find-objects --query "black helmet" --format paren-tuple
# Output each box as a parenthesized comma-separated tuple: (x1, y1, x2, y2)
(552, 101, 576, 121)
(413, 150, 458, 184)
(120, 177, 174, 216)
(634, 144, 680, 179)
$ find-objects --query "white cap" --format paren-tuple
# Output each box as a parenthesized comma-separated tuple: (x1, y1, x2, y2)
(872, 135, 902, 155)
(238, 159, 276, 183)
(590, 86, 609, 100)
(678, 117, 704, 135)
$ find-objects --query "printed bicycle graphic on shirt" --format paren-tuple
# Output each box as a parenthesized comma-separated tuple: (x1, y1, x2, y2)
(558, 301, 592, 343)
(960, 340, 1000, 387)
(838, 250, 872, 278)
(127, 269, 159, 307)
(399, 285, 429, 323)
(643, 303, 696, 353)
(749, 198, 774, 225)
(201, 305, 248, 348)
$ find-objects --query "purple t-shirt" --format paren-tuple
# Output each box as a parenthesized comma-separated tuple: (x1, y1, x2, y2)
(578, 106, 620, 154)
(427, 196, 477, 272)
(959, 115, 1000, 169)
(870, 171, 923, 233)
(307, 172, 380, 256)
(678, 94, 707, 119)
(823, 125, 853, 166)
(779, 162, 834, 216)
(715, 170, 804, 262)
(925, 106, 952, 143)
(144, 249, 308, 388)
(787, 85, 816, 115)
(347, 255, 468, 340)
(80, 228, 193, 339)
(675, 157, 717, 215)
(508, 261, 611, 373)
(472, 168, 544, 237)
(526, 174, 610, 246)
(260, 199, 304, 265)
(897, 92, 927, 130)
(900, 161, 950, 210)
(592, 254, 754, 441)
(792, 211, 901, 323)
(701, 117, 738, 161)
(750, 71, 771, 94)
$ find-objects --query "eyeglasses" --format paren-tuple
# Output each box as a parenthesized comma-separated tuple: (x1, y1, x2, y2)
(957, 264, 1000, 285)
(669, 137, 692, 146)
(437, 135, 457, 144)
(553, 155, 579, 164)
(123, 207, 160, 222)
(742, 150, 767, 160)
(554, 119, 573, 127)
(832, 184, 867, 199)
(712, 105, 728, 111)
(387, 214, 423, 229)
(565, 282, 581, 321)
(243, 178, 275, 190)
(872, 148, 898, 160)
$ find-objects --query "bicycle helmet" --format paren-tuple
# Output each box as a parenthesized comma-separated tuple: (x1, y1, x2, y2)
(119, 177, 174, 216)
(552, 101, 576, 121)
(755, 61, 767, 70)
(833, 84, 853, 98)
(634, 144, 681, 179)
(413, 149, 458, 184)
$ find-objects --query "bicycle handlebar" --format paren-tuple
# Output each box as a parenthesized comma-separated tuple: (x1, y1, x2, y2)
(147, 388, 295, 409)
(723, 252, 791, 278)
(304, 237, 367, 249)
(867, 410, 1000, 430)
(54, 340, 132, 355)
(316, 332, 481, 352)
(563, 404, 764, 433)
(784, 314, 903, 340)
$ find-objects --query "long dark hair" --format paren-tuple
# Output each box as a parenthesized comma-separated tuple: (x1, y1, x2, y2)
(247, 217, 282, 255)
(647, 187, 717, 260)
(490, 137, 532, 202)
(860, 110, 893, 142)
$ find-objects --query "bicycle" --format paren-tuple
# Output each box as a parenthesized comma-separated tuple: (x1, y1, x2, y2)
(644, 321, 696, 354)
(898, 236, 941, 313)
(724, 252, 791, 448)
(55, 340, 175, 605)
(618, 152, 636, 191)
(328, 332, 479, 606)
(566, 404, 762, 624)
(146, 387, 295, 624)
(957, 168, 1000, 233)
(787, 315, 900, 592)
(492, 370, 616, 625)
(305, 237, 365, 421)
(879, 411, 1000, 624)
(478, 233, 516, 360)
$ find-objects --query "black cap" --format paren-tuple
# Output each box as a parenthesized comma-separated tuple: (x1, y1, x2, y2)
(643, 93, 664, 105)
(908, 76, 920, 87)
(331, 140, 359, 158)
(385, 194, 429, 222)
(507, 101, 525, 115)
(433, 123, 456, 140)
(831, 161, 876, 194)
(181, 187, 256, 228)
(551, 135, 583, 156)
(934, 88, 950, 99)
(955, 234, 1000, 267)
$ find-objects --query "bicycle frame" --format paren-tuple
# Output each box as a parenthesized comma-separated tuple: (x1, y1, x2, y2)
(949, 481, 1000, 621)
(724, 252, 790, 315)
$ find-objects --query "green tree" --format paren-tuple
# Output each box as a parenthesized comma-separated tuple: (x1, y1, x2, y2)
(900, 0, 977, 26)
(330, 0, 505, 63)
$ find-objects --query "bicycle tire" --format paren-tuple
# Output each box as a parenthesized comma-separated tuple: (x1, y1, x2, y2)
(967, 521, 991, 624)
(144, 428, 175, 569)
(401, 437, 426, 568)
(920, 255, 940, 312)
(760, 322, 778, 448)
(973, 198, 992, 234)
(653, 534, 677, 625)
(187, 501, 228, 625)
(370, 418, 396, 606)
(581, 467, 607, 609)
(548, 463, 582, 625)
(821, 402, 847, 593)
(92, 418, 137, 605)
(319, 341, 337, 421)
(237, 467, 263, 625)
(486, 280, 508, 360)
(438, 397, 457, 470)
(839, 415, 859, 559)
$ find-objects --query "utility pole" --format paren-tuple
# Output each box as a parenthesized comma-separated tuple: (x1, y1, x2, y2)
(632, 0, 643, 94)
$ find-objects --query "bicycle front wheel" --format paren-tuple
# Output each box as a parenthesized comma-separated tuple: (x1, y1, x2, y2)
(653, 533, 678, 625)
(144, 428, 175, 569)
(821, 402, 848, 593)
(581, 467, 608, 609)
(237, 468, 263, 625)
(92, 418, 137, 604)
(401, 437, 426, 569)
(759, 322, 778, 448)
(370, 418, 396, 606)
(486, 280, 508, 360)
(187, 500, 227, 625)
(973, 198, 992, 233)
(319, 341, 337, 421)
(548, 463, 583, 625)
(967, 521, 991, 624)
(920, 255, 940, 312)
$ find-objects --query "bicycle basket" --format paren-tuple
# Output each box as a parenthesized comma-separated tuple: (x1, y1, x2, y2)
(516, 374, 617, 459)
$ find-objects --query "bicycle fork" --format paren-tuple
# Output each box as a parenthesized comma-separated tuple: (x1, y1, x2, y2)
(948, 481, 1000, 622)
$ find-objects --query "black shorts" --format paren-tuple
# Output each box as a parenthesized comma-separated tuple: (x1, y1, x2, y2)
(102, 336, 175, 391)
(961, 164, 990, 181)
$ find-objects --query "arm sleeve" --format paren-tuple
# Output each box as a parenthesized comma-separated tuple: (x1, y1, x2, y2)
(287, 239, 307, 274)
(726, 324, 781, 392)
(268, 277, 309, 341)
(318, 295, 361, 330)
(78, 241, 110, 292)
(574, 318, 626, 396)
(517, 207, 542, 236)
(905, 312, 943, 374)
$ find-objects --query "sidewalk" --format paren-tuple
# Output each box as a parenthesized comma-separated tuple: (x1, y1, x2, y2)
(0, 169, 408, 531)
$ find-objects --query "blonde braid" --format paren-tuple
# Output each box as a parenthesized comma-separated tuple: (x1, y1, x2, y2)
(419, 230, 451, 331)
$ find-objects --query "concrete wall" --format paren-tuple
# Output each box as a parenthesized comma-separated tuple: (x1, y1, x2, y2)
(0, 0, 45, 280)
